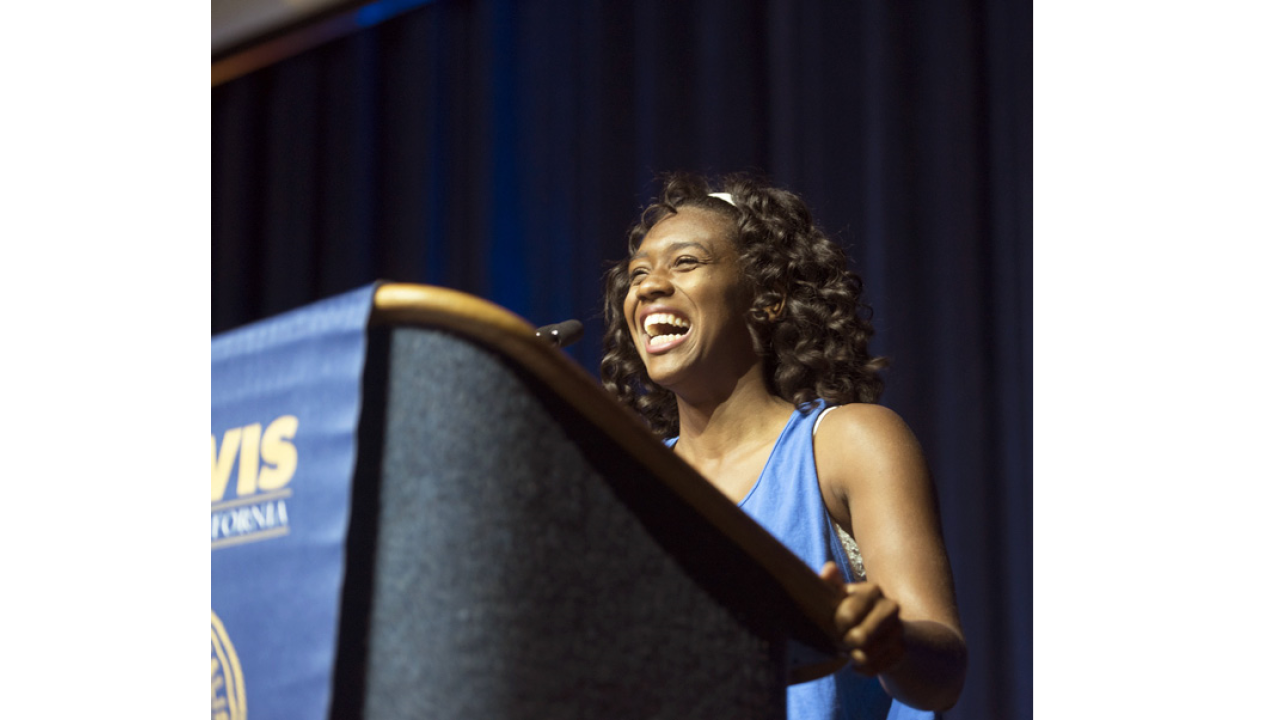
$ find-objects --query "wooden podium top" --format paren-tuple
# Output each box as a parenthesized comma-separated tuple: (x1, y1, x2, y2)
(372, 283, 847, 683)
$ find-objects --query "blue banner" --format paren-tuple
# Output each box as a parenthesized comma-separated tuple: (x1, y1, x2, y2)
(211, 284, 376, 720)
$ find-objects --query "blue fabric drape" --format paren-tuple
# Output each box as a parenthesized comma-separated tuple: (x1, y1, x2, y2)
(212, 1, 1030, 717)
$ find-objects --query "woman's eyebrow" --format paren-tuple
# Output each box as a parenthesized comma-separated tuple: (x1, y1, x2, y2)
(669, 241, 711, 254)
(629, 240, 712, 263)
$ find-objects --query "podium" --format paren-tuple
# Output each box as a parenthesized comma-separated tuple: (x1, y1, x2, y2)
(211, 283, 846, 720)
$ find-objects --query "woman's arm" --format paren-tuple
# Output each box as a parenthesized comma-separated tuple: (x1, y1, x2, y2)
(814, 403, 967, 711)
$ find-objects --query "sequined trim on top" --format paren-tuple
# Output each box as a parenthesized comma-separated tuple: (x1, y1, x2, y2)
(835, 524, 866, 581)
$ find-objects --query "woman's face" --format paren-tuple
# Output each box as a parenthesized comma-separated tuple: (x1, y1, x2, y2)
(623, 207, 758, 395)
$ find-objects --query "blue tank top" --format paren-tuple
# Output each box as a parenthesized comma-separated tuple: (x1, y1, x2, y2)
(667, 400, 934, 720)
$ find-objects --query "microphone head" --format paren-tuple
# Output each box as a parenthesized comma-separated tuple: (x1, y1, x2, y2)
(535, 319, 584, 348)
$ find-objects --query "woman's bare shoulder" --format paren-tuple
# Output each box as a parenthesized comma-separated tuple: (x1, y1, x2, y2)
(814, 403, 930, 500)
(818, 403, 922, 457)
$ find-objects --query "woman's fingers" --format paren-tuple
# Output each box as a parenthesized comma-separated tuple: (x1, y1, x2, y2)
(835, 581, 884, 633)
(847, 604, 904, 675)
(835, 582, 906, 676)
(819, 561, 845, 591)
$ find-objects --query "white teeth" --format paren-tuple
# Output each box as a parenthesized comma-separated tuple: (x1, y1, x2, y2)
(642, 312, 691, 337)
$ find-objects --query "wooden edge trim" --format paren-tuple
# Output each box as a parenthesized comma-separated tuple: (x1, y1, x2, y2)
(213, 10, 359, 87)
(372, 283, 849, 677)
(212, 0, 440, 87)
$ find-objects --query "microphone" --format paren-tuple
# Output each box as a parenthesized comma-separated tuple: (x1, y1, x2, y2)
(534, 319, 584, 348)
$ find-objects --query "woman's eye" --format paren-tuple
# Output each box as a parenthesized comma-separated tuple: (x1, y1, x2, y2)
(675, 256, 699, 267)
(629, 268, 648, 283)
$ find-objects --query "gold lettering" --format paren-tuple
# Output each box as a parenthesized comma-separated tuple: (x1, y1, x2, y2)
(210, 429, 242, 502)
(257, 415, 299, 490)
(235, 424, 262, 497)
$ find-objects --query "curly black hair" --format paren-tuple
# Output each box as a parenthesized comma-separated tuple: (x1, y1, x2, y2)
(601, 172, 887, 436)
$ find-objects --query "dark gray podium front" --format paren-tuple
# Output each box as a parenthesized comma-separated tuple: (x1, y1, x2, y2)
(329, 284, 845, 719)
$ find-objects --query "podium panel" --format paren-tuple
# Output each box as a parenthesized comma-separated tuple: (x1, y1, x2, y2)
(213, 284, 847, 720)
(345, 326, 787, 718)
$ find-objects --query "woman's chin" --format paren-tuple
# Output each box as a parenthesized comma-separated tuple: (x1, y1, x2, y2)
(642, 359, 690, 393)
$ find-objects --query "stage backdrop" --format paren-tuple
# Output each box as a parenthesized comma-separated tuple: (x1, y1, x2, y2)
(212, 1, 1031, 718)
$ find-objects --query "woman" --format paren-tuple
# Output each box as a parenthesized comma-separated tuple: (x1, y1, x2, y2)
(601, 173, 966, 719)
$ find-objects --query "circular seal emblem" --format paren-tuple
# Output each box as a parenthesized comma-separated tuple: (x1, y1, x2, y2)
(211, 610, 247, 720)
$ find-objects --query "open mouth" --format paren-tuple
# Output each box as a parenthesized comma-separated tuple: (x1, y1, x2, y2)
(643, 312, 691, 347)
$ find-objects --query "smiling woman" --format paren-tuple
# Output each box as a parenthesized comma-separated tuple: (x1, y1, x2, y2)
(600, 173, 967, 720)
(603, 174, 887, 437)
(621, 205, 759, 403)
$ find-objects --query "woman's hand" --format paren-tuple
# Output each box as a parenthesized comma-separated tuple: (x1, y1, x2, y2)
(820, 562, 906, 676)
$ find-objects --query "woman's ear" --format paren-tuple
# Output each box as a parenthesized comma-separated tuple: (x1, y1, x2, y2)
(765, 293, 786, 322)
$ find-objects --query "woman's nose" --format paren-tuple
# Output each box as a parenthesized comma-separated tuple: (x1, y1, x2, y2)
(635, 269, 673, 300)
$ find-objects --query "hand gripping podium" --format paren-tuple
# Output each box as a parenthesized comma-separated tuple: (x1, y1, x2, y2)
(211, 283, 847, 720)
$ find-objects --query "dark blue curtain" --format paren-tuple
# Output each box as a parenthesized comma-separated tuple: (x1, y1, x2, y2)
(212, 1, 1030, 717)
